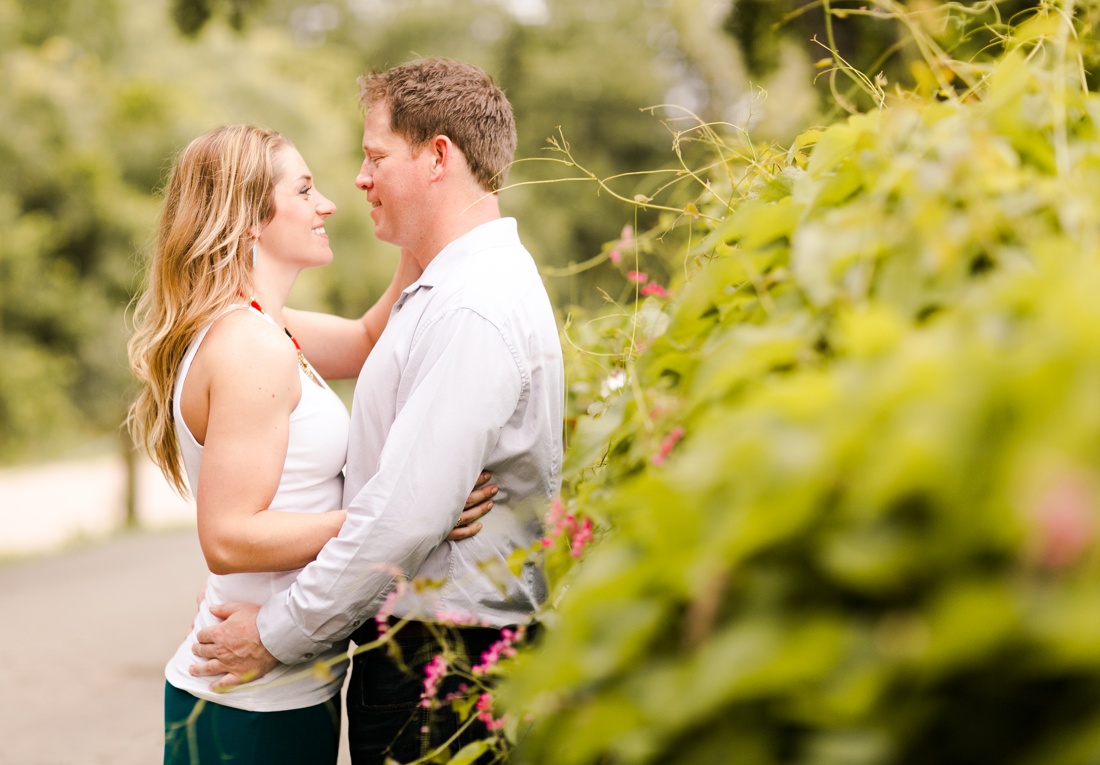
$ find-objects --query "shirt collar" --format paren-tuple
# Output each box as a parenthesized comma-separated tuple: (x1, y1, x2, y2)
(394, 218, 519, 310)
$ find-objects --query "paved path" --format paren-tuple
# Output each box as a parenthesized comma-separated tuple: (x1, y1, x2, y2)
(0, 529, 353, 764)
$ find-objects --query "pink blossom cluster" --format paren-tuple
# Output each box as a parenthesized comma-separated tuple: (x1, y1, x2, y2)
(476, 692, 507, 731)
(541, 498, 595, 558)
(570, 517, 593, 557)
(1031, 474, 1097, 568)
(472, 626, 525, 675)
(608, 224, 634, 265)
(434, 608, 489, 627)
(371, 570, 407, 637)
(625, 269, 669, 297)
(651, 426, 686, 466)
(419, 655, 449, 708)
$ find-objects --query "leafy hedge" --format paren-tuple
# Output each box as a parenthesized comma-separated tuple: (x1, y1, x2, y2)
(497, 4, 1100, 764)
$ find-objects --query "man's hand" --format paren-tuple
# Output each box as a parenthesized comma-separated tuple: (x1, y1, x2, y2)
(190, 602, 278, 691)
(446, 470, 497, 541)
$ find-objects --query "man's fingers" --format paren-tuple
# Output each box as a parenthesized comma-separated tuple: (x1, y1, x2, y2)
(473, 470, 492, 489)
(208, 601, 248, 620)
(191, 640, 217, 659)
(211, 673, 246, 692)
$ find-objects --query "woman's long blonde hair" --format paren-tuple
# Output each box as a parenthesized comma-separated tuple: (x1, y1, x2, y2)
(127, 124, 290, 495)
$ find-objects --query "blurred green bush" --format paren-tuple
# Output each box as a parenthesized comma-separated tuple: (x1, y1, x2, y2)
(501, 3, 1100, 764)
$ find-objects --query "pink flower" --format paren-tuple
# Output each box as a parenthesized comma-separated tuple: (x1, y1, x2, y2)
(609, 248, 622, 264)
(544, 497, 596, 557)
(441, 683, 471, 704)
(619, 224, 635, 248)
(1032, 476, 1096, 568)
(373, 589, 401, 636)
(473, 629, 520, 675)
(435, 608, 486, 627)
(570, 516, 594, 558)
(640, 283, 668, 297)
(651, 426, 686, 466)
(476, 692, 507, 731)
(627, 270, 648, 284)
(420, 655, 449, 708)
(547, 498, 569, 532)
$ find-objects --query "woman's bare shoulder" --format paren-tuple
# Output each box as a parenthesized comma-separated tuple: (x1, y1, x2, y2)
(198, 308, 300, 383)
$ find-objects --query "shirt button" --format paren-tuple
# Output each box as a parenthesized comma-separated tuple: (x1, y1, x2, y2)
(304, 652, 314, 659)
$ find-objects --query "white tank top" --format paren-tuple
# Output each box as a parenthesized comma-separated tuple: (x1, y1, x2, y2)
(164, 306, 350, 711)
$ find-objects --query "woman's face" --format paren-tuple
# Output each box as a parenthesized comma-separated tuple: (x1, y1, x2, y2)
(256, 145, 337, 270)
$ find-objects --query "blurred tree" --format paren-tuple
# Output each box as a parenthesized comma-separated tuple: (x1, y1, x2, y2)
(0, 0, 368, 462)
(171, 0, 744, 310)
(0, 0, 756, 462)
(170, 0, 267, 35)
(721, 0, 1099, 112)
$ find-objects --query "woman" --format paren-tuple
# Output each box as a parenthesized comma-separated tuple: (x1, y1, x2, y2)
(128, 125, 493, 764)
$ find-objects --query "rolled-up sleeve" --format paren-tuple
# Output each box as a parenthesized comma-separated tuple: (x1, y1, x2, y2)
(257, 308, 524, 662)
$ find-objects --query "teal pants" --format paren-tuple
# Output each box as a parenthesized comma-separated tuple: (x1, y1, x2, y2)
(164, 681, 341, 765)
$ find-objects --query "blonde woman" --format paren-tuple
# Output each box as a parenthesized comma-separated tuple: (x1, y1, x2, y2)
(128, 124, 494, 765)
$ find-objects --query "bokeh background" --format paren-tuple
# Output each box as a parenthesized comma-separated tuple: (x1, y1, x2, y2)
(7, 3, 1100, 765)
(1, 0, 889, 468)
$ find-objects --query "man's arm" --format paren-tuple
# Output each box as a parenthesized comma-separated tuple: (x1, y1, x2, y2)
(189, 470, 499, 688)
(190, 311, 521, 681)
(259, 310, 523, 662)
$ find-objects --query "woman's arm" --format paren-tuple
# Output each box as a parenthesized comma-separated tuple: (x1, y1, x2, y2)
(284, 250, 422, 380)
(187, 312, 347, 575)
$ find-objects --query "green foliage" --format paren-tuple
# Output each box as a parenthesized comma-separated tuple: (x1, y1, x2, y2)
(170, 0, 266, 35)
(725, 0, 1100, 113)
(304, 0, 682, 311)
(2, 0, 722, 462)
(0, 0, 373, 461)
(497, 3, 1100, 763)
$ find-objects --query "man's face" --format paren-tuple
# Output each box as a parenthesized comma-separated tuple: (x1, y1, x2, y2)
(355, 103, 429, 248)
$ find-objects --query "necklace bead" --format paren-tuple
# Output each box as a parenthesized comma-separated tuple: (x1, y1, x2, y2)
(248, 298, 322, 387)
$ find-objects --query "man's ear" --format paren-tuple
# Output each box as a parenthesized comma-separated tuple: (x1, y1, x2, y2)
(424, 134, 464, 182)
(428, 135, 454, 181)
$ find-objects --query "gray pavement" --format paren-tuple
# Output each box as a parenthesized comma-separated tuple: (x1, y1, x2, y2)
(0, 529, 353, 764)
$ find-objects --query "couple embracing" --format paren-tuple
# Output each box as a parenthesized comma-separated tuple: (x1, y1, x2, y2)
(128, 57, 564, 764)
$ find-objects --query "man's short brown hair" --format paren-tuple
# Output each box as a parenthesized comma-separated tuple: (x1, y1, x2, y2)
(358, 58, 517, 192)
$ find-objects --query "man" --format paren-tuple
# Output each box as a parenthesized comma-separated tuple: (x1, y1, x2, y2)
(190, 58, 564, 763)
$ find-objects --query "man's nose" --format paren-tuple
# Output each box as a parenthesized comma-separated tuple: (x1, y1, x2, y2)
(356, 165, 372, 190)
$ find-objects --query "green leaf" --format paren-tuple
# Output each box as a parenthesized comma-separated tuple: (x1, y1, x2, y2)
(448, 741, 490, 765)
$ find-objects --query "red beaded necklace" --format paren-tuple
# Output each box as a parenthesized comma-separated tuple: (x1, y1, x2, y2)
(247, 297, 322, 387)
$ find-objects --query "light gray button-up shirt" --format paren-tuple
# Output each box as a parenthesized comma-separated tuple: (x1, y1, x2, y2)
(257, 218, 564, 662)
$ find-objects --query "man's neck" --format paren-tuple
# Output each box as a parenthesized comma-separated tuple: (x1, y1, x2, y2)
(411, 194, 501, 270)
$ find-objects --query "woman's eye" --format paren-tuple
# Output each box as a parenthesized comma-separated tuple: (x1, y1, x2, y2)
(299, 186, 313, 196)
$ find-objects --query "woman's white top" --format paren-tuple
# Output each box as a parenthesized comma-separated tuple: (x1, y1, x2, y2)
(164, 305, 350, 711)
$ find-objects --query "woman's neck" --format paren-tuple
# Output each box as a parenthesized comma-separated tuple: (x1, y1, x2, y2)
(248, 271, 297, 328)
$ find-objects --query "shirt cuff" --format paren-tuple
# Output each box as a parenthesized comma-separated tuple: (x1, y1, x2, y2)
(256, 590, 333, 664)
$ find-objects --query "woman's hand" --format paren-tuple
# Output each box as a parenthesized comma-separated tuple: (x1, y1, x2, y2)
(446, 470, 497, 541)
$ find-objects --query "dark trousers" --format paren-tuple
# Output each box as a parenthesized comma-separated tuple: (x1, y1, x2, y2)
(163, 681, 341, 765)
(346, 621, 507, 765)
